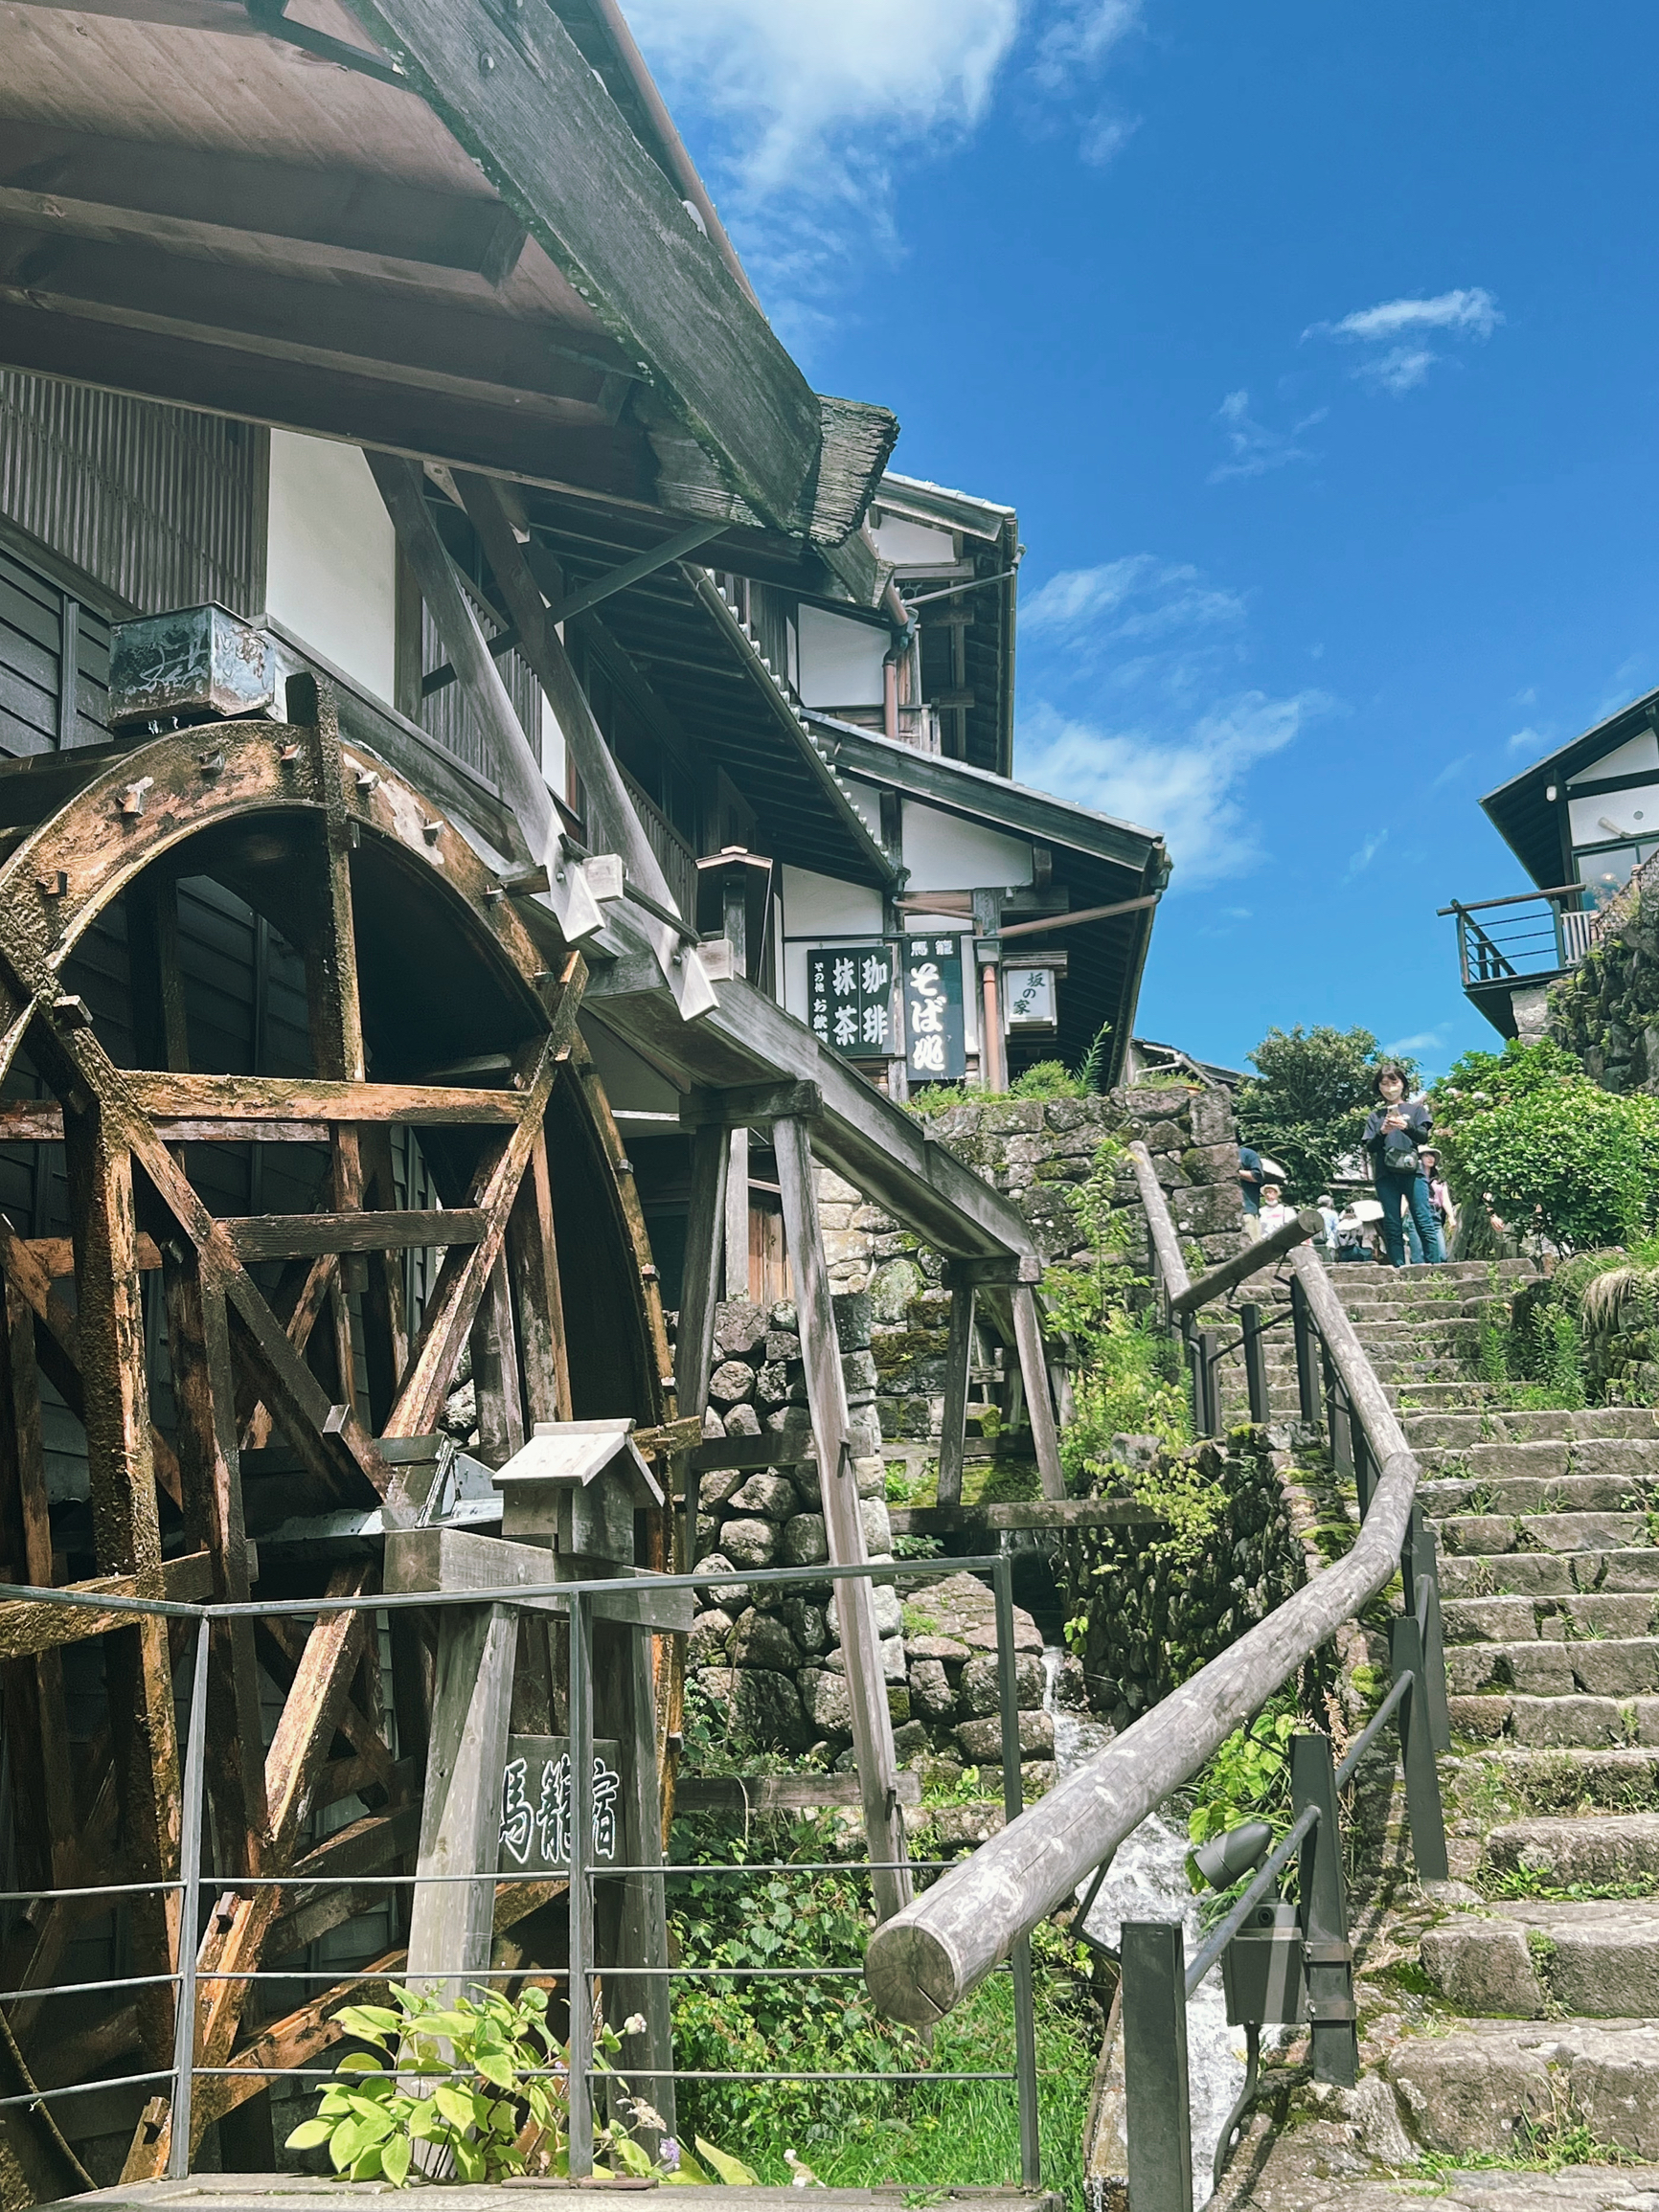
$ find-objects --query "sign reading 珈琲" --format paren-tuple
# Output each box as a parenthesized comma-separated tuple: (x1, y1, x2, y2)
(499, 1734, 624, 1874)
(807, 942, 899, 1058)
(904, 937, 966, 1082)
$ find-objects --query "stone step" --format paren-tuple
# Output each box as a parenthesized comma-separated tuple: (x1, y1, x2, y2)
(1420, 1439, 1659, 1482)
(1447, 1636, 1659, 1702)
(1441, 1548, 1659, 1599)
(1482, 1810, 1659, 1885)
(1422, 1469, 1659, 1518)
(1447, 1688, 1659, 1749)
(1446, 1744, 1659, 1815)
(1418, 1899, 1659, 2018)
(1443, 1591, 1659, 1642)
(1378, 2018, 1659, 2160)
(1405, 1408, 1659, 1447)
(1437, 1510, 1652, 1556)
(1330, 1258, 1538, 1282)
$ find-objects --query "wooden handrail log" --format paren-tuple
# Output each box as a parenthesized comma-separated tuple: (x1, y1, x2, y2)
(863, 1438, 1419, 2025)
(1169, 1208, 1321, 1317)
(1126, 1142, 1189, 1299)
(1287, 1244, 1410, 1466)
(864, 1237, 1423, 2028)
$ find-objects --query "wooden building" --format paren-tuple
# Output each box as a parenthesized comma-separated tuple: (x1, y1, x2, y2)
(0, 0, 1166, 2193)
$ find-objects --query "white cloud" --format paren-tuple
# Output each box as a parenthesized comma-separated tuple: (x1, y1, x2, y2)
(1023, 555, 1246, 654)
(1427, 752, 1471, 793)
(1306, 287, 1502, 397)
(1508, 724, 1544, 754)
(1033, 0, 1143, 79)
(1383, 1028, 1447, 1056)
(1208, 388, 1326, 484)
(1344, 828, 1388, 880)
(1019, 689, 1327, 887)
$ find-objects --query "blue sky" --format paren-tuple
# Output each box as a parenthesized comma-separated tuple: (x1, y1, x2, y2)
(625, 1, 1659, 1081)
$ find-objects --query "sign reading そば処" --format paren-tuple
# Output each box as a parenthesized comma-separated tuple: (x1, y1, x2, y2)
(807, 943, 899, 1057)
(904, 937, 966, 1082)
(499, 1735, 623, 1874)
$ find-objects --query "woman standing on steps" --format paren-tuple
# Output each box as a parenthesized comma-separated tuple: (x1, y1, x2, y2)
(1362, 1064, 1444, 1268)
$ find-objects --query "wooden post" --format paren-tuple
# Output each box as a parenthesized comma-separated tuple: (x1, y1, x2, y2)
(724, 1129, 750, 1301)
(163, 1254, 267, 1866)
(1010, 1283, 1064, 1502)
(673, 1121, 729, 1569)
(61, 1091, 180, 2062)
(772, 1113, 911, 1923)
(0, 1283, 74, 1881)
(507, 1135, 571, 1426)
(935, 1279, 975, 1509)
(469, 1255, 527, 1468)
(406, 1602, 518, 1999)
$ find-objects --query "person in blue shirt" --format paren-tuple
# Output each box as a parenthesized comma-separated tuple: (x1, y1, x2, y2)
(1361, 1066, 1443, 1268)
(1239, 1145, 1264, 1235)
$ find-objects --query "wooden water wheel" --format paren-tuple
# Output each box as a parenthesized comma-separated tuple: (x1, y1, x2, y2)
(0, 674, 678, 2196)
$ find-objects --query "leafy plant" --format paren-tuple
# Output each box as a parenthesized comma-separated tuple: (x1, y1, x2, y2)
(1432, 1038, 1659, 1252)
(288, 1983, 754, 2190)
(1187, 1704, 1299, 1857)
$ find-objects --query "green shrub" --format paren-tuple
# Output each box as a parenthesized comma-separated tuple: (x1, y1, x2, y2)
(1433, 1039, 1659, 1252)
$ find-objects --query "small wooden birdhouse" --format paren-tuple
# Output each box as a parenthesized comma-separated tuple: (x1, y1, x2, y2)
(492, 1418, 664, 1575)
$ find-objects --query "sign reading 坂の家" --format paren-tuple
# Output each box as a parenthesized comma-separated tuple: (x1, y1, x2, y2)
(904, 937, 966, 1082)
(808, 943, 898, 1058)
(498, 1735, 623, 1874)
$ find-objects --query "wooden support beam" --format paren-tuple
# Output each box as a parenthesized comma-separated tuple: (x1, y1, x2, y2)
(467, 1254, 526, 1469)
(507, 1134, 571, 1427)
(1011, 1284, 1065, 1504)
(680, 1080, 824, 1129)
(772, 1115, 909, 1925)
(60, 1090, 180, 2064)
(0, 1549, 213, 1660)
(672, 1122, 727, 1571)
(0, 1283, 74, 1882)
(935, 1281, 975, 1511)
(0, 1082, 530, 1139)
(222, 1209, 487, 1260)
(405, 1604, 516, 1998)
(453, 469, 716, 1019)
(163, 1255, 268, 1866)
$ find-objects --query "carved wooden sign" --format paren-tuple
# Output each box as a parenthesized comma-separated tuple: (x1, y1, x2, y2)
(499, 1734, 624, 1874)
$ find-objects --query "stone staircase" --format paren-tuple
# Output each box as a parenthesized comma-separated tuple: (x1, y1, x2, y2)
(1228, 1258, 1659, 2197)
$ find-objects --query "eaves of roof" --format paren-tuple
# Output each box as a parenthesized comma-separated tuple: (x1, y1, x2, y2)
(1481, 687, 1659, 888)
(809, 714, 1167, 880)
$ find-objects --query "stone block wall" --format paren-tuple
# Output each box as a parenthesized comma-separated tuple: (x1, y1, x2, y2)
(1549, 855, 1659, 1092)
(817, 1082, 1245, 1450)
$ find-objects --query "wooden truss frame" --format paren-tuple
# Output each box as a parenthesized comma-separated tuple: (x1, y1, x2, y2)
(0, 677, 676, 2189)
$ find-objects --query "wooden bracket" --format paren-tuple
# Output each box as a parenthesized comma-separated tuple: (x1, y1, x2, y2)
(679, 1080, 823, 1130)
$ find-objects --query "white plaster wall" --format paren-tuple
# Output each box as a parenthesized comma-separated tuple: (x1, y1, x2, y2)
(900, 800, 1033, 892)
(797, 604, 887, 709)
(1568, 729, 1659, 786)
(780, 864, 885, 1022)
(870, 513, 958, 568)
(540, 692, 567, 803)
(1570, 785, 1659, 846)
(265, 431, 397, 705)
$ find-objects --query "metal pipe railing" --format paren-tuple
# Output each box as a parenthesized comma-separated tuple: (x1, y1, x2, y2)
(0, 1552, 1044, 2194)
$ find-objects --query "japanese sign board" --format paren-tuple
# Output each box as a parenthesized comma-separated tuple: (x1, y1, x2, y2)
(1006, 965, 1058, 1031)
(807, 942, 899, 1058)
(903, 937, 966, 1082)
(499, 1735, 623, 1874)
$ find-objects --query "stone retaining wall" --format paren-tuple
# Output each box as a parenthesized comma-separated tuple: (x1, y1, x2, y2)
(1549, 855, 1659, 1092)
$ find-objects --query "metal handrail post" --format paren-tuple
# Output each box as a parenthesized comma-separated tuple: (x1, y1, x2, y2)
(1290, 1276, 1320, 1427)
(1409, 1520, 1452, 1752)
(1390, 1616, 1449, 1881)
(167, 1614, 212, 2179)
(1291, 1735, 1356, 2088)
(1241, 1302, 1268, 1426)
(993, 1558, 1040, 2189)
(1180, 1313, 1201, 1434)
(567, 1590, 593, 2178)
(1328, 1364, 1354, 1482)
(1352, 1426, 1375, 1520)
(1121, 1920, 1193, 2212)
(1203, 1326, 1224, 1437)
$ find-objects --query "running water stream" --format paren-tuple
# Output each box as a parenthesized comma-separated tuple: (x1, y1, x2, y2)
(1042, 1648, 1246, 2206)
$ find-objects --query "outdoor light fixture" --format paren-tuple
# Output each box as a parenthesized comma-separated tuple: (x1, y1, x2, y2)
(1192, 1818, 1273, 1891)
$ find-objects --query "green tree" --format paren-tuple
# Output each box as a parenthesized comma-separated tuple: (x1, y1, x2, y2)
(1431, 1038, 1659, 1252)
(1235, 1026, 1420, 1198)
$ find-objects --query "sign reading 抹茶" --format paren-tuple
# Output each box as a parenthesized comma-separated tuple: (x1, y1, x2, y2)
(903, 937, 966, 1082)
(499, 1735, 623, 1874)
(808, 943, 898, 1058)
